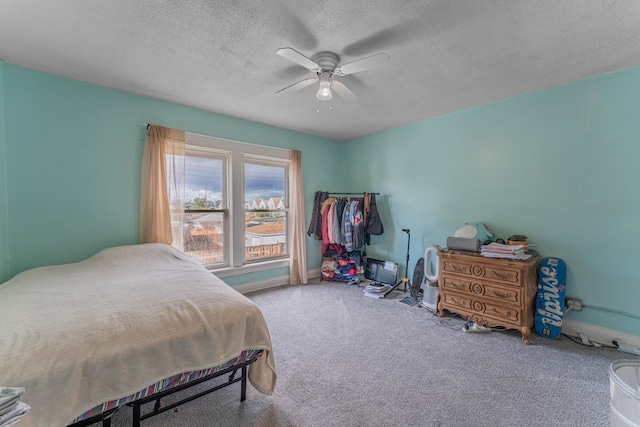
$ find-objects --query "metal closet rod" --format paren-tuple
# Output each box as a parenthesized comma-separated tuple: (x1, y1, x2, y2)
(327, 192, 379, 195)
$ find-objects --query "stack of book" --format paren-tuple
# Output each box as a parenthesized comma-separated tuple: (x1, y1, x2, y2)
(363, 282, 392, 299)
(0, 387, 30, 426)
(481, 242, 532, 260)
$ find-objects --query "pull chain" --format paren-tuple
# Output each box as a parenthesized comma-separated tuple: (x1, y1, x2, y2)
(316, 99, 334, 114)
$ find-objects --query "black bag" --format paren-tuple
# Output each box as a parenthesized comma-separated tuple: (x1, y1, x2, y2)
(365, 194, 384, 235)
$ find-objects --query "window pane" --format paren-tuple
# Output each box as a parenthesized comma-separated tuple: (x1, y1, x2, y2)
(184, 154, 226, 265)
(184, 212, 224, 264)
(245, 212, 287, 260)
(244, 162, 287, 261)
(244, 163, 286, 209)
(185, 155, 224, 210)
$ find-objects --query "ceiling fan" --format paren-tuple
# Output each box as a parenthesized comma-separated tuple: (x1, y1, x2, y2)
(275, 48, 390, 101)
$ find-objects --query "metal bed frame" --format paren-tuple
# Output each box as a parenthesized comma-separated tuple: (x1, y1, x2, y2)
(67, 356, 258, 427)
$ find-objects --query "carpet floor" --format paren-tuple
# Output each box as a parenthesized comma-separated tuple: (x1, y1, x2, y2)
(109, 280, 636, 426)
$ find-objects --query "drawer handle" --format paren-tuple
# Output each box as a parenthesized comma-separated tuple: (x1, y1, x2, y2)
(451, 282, 465, 290)
(451, 296, 467, 306)
(492, 308, 512, 318)
(451, 264, 466, 272)
(491, 271, 511, 280)
(490, 289, 512, 299)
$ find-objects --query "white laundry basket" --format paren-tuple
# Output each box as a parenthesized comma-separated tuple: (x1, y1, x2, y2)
(610, 360, 640, 426)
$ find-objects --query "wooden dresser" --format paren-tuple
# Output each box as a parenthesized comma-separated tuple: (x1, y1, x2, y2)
(436, 250, 540, 344)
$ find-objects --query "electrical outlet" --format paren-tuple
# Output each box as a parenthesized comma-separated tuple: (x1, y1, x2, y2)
(565, 297, 583, 311)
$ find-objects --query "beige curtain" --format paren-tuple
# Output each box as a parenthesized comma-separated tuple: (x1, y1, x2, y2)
(288, 150, 308, 284)
(139, 125, 185, 245)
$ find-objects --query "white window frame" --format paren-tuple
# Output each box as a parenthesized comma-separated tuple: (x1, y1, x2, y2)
(183, 146, 229, 268)
(185, 133, 291, 275)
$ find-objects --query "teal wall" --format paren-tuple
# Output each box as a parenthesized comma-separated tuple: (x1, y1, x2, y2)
(0, 63, 340, 280)
(0, 63, 9, 282)
(344, 66, 640, 338)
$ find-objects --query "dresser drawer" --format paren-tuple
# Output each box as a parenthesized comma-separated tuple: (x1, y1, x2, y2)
(442, 276, 522, 304)
(443, 260, 521, 285)
(482, 266, 520, 284)
(442, 294, 522, 323)
(483, 302, 521, 323)
(443, 293, 472, 310)
(482, 282, 520, 304)
(442, 260, 473, 276)
(441, 276, 471, 292)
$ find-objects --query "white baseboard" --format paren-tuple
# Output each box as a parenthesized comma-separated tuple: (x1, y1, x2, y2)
(233, 274, 290, 294)
(235, 268, 321, 294)
(561, 319, 640, 348)
(308, 268, 321, 279)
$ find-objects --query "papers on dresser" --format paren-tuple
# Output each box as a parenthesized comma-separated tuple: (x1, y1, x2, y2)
(481, 242, 532, 260)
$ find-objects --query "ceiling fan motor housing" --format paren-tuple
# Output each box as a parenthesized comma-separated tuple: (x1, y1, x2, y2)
(312, 51, 340, 73)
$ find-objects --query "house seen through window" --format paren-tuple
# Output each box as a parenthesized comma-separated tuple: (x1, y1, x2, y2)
(177, 134, 289, 267)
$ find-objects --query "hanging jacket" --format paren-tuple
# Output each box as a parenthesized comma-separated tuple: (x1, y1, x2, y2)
(320, 198, 335, 254)
(327, 201, 336, 244)
(363, 193, 371, 228)
(307, 191, 328, 240)
(342, 201, 354, 252)
(331, 199, 342, 244)
(352, 199, 365, 250)
(335, 198, 346, 245)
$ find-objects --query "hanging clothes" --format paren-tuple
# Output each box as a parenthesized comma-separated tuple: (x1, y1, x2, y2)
(320, 197, 336, 254)
(308, 191, 328, 240)
(363, 193, 371, 228)
(330, 199, 342, 244)
(352, 199, 365, 251)
(342, 201, 354, 252)
(327, 200, 336, 244)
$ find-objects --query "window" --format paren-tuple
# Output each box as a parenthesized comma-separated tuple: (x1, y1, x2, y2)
(176, 133, 290, 269)
(183, 150, 227, 266)
(244, 161, 288, 262)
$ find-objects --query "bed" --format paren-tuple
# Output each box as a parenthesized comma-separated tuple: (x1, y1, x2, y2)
(0, 243, 277, 427)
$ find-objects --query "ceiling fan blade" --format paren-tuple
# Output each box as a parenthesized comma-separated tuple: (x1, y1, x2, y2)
(342, 19, 424, 57)
(331, 81, 358, 102)
(275, 78, 318, 95)
(276, 48, 321, 71)
(335, 53, 391, 76)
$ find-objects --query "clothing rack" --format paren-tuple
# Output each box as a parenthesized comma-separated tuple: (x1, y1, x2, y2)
(315, 191, 384, 283)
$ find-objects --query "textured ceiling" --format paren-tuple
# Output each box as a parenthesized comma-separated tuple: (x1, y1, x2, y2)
(1, 1, 640, 141)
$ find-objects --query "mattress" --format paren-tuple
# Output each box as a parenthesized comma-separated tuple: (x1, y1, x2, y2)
(0, 244, 277, 427)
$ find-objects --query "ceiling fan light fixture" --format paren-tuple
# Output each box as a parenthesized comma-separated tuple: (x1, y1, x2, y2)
(316, 77, 332, 101)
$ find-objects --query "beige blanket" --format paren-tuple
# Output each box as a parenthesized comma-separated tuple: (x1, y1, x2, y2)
(0, 244, 276, 427)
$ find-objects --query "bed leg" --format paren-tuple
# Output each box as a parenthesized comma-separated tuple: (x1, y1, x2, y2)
(153, 398, 162, 412)
(102, 418, 111, 427)
(132, 404, 141, 427)
(240, 364, 248, 402)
